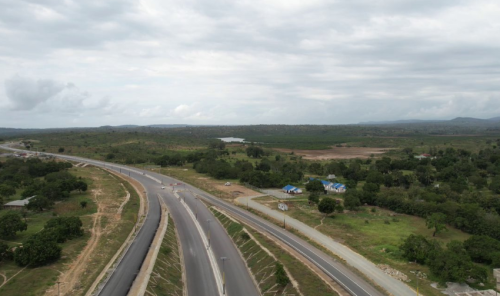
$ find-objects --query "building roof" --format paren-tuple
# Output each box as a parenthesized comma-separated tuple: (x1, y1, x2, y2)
(283, 185, 295, 191)
(4, 196, 35, 207)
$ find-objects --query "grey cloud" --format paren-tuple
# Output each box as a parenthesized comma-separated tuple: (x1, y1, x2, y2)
(5, 75, 66, 110)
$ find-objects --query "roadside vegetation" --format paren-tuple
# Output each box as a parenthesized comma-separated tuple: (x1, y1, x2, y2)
(146, 216, 183, 296)
(211, 207, 337, 296)
(0, 159, 139, 296)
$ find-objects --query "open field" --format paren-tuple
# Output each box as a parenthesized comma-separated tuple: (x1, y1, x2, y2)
(273, 147, 392, 160)
(0, 165, 140, 296)
(253, 196, 482, 296)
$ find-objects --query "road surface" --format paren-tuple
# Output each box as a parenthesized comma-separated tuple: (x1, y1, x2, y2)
(0, 145, 258, 296)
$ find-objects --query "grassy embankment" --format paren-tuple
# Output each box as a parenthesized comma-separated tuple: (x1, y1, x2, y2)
(145, 216, 183, 296)
(253, 195, 480, 296)
(211, 207, 338, 296)
(0, 165, 139, 296)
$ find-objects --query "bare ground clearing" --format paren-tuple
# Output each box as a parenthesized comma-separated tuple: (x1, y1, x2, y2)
(273, 147, 391, 160)
(44, 168, 137, 296)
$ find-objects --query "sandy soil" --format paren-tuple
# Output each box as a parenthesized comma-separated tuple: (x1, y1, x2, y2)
(273, 147, 391, 160)
(44, 173, 132, 296)
(212, 182, 261, 198)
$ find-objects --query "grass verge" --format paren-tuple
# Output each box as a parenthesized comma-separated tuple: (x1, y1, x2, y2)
(211, 207, 338, 296)
(145, 216, 183, 296)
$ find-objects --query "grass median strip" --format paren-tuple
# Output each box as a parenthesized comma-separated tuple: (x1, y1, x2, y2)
(146, 216, 183, 296)
(211, 207, 339, 296)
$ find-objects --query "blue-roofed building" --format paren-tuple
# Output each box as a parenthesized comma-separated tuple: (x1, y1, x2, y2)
(282, 185, 303, 194)
(308, 178, 346, 193)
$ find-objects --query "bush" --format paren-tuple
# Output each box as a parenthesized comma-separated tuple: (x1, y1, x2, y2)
(275, 262, 290, 287)
(384, 219, 390, 225)
(240, 232, 250, 240)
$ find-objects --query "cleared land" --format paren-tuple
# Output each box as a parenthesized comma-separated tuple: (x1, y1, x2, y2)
(272, 147, 391, 160)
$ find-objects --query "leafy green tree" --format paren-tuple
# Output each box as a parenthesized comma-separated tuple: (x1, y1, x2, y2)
(14, 231, 61, 267)
(426, 213, 447, 237)
(463, 235, 500, 264)
(275, 262, 290, 287)
(0, 211, 28, 239)
(399, 234, 440, 264)
(318, 197, 336, 217)
(306, 179, 324, 192)
(26, 196, 53, 212)
(344, 191, 361, 210)
(44, 217, 84, 242)
(0, 184, 16, 202)
(75, 180, 88, 192)
(246, 146, 264, 158)
(489, 177, 500, 194)
(58, 147, 65, 153)
(308, 192, 320, 204)
(0, 242, 13, 261)
(80, 201, 88, 208)
(308, 163, 323, 175)
(428, 241, 472, 283)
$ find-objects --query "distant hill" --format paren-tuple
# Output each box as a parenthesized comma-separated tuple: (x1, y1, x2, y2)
(359, 119, 444, 125)
(359, 116, 500, 126)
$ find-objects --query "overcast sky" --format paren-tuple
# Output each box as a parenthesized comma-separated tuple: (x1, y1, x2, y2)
(1, 0, 499, 128)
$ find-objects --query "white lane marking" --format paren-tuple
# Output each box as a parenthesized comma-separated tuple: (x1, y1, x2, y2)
(198, 193, 373, 296)
(175, 192, 224, 296)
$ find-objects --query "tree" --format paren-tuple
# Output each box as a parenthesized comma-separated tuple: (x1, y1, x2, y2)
(400, 234, 439, 264)
(275, 262, 290, 287)
(0, 211, 28, 239)
(0, 242, 13, 261)
(246, 146, 264, 158)
(344, 191, 361, 210)
(26, 196, 53, 212)
(0, 184, 16, 201)
(428, 241, 472, 283)
(80, 201, 88, 208)
(44, 217, 84, 243)
(318, 197, 336, 217)
(308, 163, 323, 175)
(426, 213, 447, 237)
(308, 192, 320, 204)
(58, 147, 65, 153)
(463, 235, 500, 264)
(75, 181, 88, 192)
(306, 179, 324, 192)
(14, 231, 61, 267)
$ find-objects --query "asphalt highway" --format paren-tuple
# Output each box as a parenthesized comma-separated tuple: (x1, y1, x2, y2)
(1, 144, 387, 296)
(178, 190, 260, 296)
(0, 144, 258, 296)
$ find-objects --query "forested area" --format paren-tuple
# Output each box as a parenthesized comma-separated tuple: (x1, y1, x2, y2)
(0, 158, 86, 267)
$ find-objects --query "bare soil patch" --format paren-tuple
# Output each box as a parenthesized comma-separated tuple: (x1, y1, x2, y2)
(273, 147, 391, 160)
(213, 182, 261, 198)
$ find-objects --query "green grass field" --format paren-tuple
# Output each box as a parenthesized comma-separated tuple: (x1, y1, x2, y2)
(258, 196, 479, 296)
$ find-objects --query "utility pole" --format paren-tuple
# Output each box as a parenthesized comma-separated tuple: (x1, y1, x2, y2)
(416, 269, 419, 296)
(195, 196, 199, 220)
(56, 281, 64, 296)
(220, 257, 229, 295)
(207, 219, 212, 248)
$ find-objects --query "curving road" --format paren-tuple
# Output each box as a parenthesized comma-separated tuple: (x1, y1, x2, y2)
(0, 145, 259, 296)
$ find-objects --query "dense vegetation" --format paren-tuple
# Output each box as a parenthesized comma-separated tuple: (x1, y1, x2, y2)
(0, 158, 87, 267)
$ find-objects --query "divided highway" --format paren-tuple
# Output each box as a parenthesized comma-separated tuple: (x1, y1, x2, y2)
(0, 145, 258, 296)
(2, 144, 397, 296)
